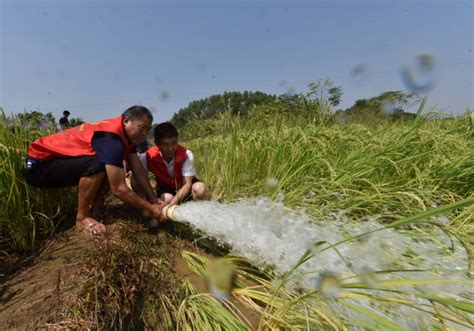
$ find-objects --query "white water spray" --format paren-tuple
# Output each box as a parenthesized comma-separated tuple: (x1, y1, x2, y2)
(166, 198, 472, 329)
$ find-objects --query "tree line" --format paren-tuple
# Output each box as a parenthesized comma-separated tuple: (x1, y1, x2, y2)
(170, 80, 419, 129)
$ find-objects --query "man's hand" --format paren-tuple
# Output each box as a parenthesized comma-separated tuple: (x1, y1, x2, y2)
(169, 197, 178, 206)
(149, 203, 166, 221)
(149, 195, 159, 204)
(127, 153, 157, 203)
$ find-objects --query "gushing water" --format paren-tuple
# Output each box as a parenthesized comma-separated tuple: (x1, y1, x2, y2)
(171, 198, 472, 329)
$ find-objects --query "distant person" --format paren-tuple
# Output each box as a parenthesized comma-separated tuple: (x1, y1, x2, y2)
(135, 122, 205, 205)
(59, 110, 71, 130)
(22, 105, 166, 235)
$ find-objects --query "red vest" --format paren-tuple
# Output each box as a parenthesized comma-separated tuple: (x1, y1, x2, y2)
(146, 145, 189, 189)
(28, 116, 135, 161)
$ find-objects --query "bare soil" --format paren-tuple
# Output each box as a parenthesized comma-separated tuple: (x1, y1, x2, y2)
(0, 203, 260, 330)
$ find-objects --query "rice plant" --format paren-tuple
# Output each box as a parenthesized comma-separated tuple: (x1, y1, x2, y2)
(0, 110, 76, 251)
(178, 196, 473, 330)
(1, 103, 472, 330)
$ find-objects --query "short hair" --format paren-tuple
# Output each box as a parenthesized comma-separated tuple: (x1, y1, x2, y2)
(154, 122, 178, 142)
(122, 105, 153, 122)
(63, 110, 70, 116)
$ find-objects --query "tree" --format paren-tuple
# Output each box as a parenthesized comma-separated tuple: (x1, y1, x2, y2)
(17, 111, 57, 130)
(307, 79, 343, 107)
(69, 117, 85, 127)
(340, 91, 420, 122)
(170, 91, 277, 128)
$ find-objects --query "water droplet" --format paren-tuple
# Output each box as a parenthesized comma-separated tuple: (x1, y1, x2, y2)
(350, 64, 369, 87)
(359, 266, 378, 288)
(207, 259, 236, 301)
(264, 177, 278, 191)
(276, 191, 285, 202)
(39, 119, 50, 130)
(400, 54, 436, 94)
(382, 101, 397, 114)
(211, 75, 216, 79)
(278, 80, 287, 87)
(266, 28, 270, 33)
(316, 271, 340, 299)
(159, 90, 170, 101)
(112, 72, 120, 81)
(238, 172, 250, 183)
(309, 241, 325, 256)
(156, 230, 167, 243)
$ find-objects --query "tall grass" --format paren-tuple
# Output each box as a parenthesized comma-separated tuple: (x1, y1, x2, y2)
(167, 104, 473, 329)
(2, 103, 473, 329)
(0, 111, 76, 251)
(187, 103, 473, 237)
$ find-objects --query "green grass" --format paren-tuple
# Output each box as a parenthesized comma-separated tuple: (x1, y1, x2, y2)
(0, 110, 76, 251)
(1, 104, 472, 330)
(187, 103, 473, 238)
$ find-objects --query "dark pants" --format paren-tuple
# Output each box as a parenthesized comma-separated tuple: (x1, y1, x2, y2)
(156, 178, 201, 202)
(22, 156, 105, 188)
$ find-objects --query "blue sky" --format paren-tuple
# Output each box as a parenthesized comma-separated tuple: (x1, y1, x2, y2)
(1, 0, 472, 123)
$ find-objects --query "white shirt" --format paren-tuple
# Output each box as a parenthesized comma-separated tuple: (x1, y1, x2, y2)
(139, 149, 196, 177)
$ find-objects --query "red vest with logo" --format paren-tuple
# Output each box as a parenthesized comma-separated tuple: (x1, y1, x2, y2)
(146, 145, 189, 189)
(28, 116, 135, 161)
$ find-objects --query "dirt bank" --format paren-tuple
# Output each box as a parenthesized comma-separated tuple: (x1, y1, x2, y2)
(0, 205, 259, 330)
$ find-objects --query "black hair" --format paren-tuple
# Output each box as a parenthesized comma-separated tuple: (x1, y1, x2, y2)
(154, 122, 178, 142)
(122, 105, 153, 122)
(63, 110, 70, 116)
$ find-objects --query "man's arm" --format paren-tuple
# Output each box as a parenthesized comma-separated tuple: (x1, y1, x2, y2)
(105, 164, 165, 219)
(170, 176, 193, 205)
(127, 153, 157, 203)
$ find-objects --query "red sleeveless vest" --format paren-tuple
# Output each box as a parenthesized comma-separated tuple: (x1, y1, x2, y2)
(28, 116, 135, 161)
(146, 145, 189, 189)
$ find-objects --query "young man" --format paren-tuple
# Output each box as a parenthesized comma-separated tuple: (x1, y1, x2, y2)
(139, 122, 205, 205)
(22, 105, 165, 235)
(59, 110, 71, 130)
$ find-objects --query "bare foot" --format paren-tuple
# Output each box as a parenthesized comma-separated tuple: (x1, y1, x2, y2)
(90, 193, 108, 220)
(76, 217, 106, 235)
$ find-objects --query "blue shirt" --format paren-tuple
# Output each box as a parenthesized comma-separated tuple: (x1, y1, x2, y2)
(91, 132, 136, 167)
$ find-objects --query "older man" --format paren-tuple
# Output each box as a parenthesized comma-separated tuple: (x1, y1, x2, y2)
(22, 105, 165, 234)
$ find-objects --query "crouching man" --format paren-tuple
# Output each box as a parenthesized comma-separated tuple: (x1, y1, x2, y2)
(22, 105, 165, 234)
(135, 122, 206, 205)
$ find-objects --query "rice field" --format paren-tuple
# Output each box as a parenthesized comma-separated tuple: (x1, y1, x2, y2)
(0, 104, 473, 330)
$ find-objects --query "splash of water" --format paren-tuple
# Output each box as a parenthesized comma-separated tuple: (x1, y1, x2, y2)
(171, 198, 471, 329)
(350, 64, 369, 87)
(400, 54, 437, 94)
